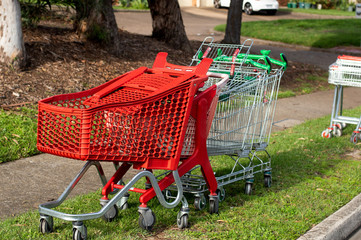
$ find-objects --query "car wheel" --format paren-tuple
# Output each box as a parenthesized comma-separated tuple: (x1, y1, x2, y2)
(214, 0, 221, 8)
(244, 3, 253, 15)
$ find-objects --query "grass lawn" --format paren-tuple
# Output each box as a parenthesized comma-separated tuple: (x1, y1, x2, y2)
(279, 8, 356, 16)
(215, 19, 361, 48)
(1, 106, 360, 239)
(0, 107, 39, 163)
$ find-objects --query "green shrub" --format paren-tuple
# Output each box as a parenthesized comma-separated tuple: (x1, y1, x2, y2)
(19, 0, 49, 27)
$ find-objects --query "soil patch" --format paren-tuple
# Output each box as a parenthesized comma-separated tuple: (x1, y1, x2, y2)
(343, 149, 361, 161)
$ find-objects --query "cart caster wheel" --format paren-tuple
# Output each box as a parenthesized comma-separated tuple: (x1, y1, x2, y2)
(119, 202, 128, 210)
(351, 132, 359, 144)
(209, 195, 219, 214)
(102, 205, 118, 222)
(216, 187, 226, 202)
(116, 193, 130, 211)
(264, 175, 272, 188)
(72, 222, 87, 240)
(335, 123, 342, 130)
(322, 129, 332, 139)
(245, 183, 253, 195)
(194, 194, 206, 210)
(138, 209, 156, 231)
(73, 228, 86, 240)
(100, 199, 118, 222)
(333, 128, 342, 137)
(177, 212, 189, 229)
(39, 217, 53, 234)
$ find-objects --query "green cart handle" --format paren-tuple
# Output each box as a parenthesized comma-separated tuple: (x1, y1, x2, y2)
(213, 55, 271, 73)
(198, 48, 288, 72)
(272, 53, 288, 70)
(236, 50, 288, 70)
(244, 57, 271, 73)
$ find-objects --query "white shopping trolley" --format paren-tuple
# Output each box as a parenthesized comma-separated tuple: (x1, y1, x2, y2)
(321, 55, 361, 143)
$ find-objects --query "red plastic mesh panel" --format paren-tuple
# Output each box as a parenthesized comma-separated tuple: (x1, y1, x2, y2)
(37, 83, 195, 168)
(37, 96, 92, 158)
(49, 96, 91, 109)
(98, 88, 150, 105)
(181, 116, 196, 156)
(89, 87, 190, 161)
(37, 110, 83, 158)
(37, 54, 213, 168)
(95, 72, 193, 105)
(124, 72, 182, 91)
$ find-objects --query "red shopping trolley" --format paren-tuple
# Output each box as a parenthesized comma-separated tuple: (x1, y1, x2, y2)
(37, 52, 229, 239)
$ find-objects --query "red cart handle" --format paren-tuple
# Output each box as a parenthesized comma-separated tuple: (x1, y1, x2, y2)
(153, 52, 213, 76)
(84, 67, 148, 105)
(338, 55, 361, 61)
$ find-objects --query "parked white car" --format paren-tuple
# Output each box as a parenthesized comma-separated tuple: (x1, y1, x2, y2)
(214, 0, 279, 15)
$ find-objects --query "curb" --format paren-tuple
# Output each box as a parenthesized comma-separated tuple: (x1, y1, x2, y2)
(297, 193, 361, 240)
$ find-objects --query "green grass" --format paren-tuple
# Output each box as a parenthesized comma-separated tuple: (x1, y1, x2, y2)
(0, 107, 39, 163)
(278, 72, 332, 98)
(279, 8, 356, 16)
(215, 19, 361, 48)
(277, 90, 296, 98)
(1, 106, 361, 239)
(113, 0, 149, 10)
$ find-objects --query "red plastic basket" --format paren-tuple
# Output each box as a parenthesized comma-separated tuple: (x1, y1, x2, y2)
(37, 53, 212, 170)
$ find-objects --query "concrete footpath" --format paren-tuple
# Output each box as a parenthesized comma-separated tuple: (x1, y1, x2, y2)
(1, 7, 361, 240)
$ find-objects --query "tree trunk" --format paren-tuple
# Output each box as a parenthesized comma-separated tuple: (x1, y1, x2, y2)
(147, 0, 192, 53)
(74, 0, 122, 56)
(0, 0, 27, 69)
(222, 0, 243, 44)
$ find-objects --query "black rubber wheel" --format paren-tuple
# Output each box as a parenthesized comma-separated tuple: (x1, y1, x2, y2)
(214, 0, 221, 8)
(209, 198, 219, 214)
(177, 213, 189, 229)
(72, 228, 86, 240)
(194, 196, 206, 210)
(39, 218, 53, 234)
(245, 183, 253, 195)
(244, 3, 253, 15)
(264, 175, 272, 188)
(351, 132, 358, 144)
(138, 211, 156, 231)
(216, 188, 226, 202)
(102, 205, 118, 222)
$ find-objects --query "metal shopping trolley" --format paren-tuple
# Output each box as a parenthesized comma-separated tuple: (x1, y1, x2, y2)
(160, 37, 287, 209)
(37, 52, 229, 239)
(321, 55, 361, 143)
